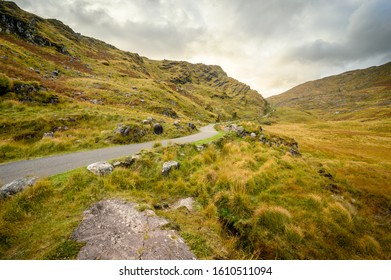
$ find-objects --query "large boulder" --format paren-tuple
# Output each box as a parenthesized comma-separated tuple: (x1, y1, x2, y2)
(224, 124, 246, 136)
(153, 123, 163, 135)
(87, 161, 114, 176)
(71, 199, 196, 260)
(162, 161, 179, 176)
(0, 176, 37, 200)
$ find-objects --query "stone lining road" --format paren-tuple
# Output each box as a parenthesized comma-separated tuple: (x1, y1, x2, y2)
(0, 124, 217, 185)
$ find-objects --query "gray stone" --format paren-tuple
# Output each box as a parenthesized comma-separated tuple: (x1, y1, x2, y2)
(250, 132, 257, 138)
(87, 161, 114, 176)
(0, 176, 37, 200)
(224, 124, 246, 136)
(113, 154, 141, 168)
(71, 199, 196, 260)
(171, 197, 195, 212)
(43, 132, 54, 138)
(162, 161, 179, 176)
(196, 145, 205, 151)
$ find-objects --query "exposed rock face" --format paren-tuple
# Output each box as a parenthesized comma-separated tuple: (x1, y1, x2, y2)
(162, 161, 179, 176)
(71, 199, 196, 260)
(0, 3, 68, 54)
(0, 176, 37, 200)
(153, 123, 163, 135)
(87, 161, 114, 176)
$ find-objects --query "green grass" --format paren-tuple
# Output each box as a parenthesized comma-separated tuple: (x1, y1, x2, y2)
(193, 130, 226, 146)
(1, 121, 389, 259)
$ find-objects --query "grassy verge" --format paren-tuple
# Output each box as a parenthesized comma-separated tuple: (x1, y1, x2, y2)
(0, 119, 389, 259)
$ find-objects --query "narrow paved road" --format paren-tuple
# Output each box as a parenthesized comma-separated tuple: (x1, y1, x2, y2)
(0, 124, 217, 185)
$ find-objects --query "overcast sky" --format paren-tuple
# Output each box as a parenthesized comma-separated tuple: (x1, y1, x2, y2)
(13, 0, 391, 97)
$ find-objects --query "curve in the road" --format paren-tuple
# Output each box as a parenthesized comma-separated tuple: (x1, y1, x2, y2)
(0, 124, 218, 185)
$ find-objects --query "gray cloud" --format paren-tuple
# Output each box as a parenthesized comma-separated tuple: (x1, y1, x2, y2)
(11, 0, 391, 97)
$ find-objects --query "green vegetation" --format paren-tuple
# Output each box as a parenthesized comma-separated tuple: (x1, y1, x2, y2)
(0, 1, 267, 162)
(267, 62, 391, 121)
(0, 1, 390, 260)
(1, 118, 390, 259)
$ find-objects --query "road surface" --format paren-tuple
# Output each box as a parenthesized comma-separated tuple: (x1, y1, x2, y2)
(0, 124, 217, 185)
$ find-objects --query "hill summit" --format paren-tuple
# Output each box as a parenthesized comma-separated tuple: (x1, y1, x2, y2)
(267, 62, 391, 119)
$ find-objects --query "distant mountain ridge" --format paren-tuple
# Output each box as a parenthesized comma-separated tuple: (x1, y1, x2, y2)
(267, 62, 391, 118)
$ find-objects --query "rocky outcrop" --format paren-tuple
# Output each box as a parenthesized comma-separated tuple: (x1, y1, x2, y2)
(259, 133, 300, 156)
(0, 3, 68, 54)
(224, 124, 246, 136)
(162, 161, 179, 176)
(0, 176, 37, 200)
(87, 161, 114, 176)
(71, 199, 196, 260)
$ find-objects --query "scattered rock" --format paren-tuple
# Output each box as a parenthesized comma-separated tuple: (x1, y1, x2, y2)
(162, 161, 179, 176)
(188, 123, 196, 130)
(171, 197, 195, 212)
(142, 117, 155, 124)
(71, 199, 196, 260)
(153, 123, 163, 135)
(250, 132, 257, 138)
(196, 145, 205, 151)
(87, 161, 114, 176)
(115, 125, 131, 136)
(319, 168, 333, 179)
(0, 176, 37, 200)
(162, 108, 179, 119)
(327, 183, 342, 194)
(289, 148, 300, 157)
(113, 154, 141, 168)
(43, 132, 54, 138)
(54, 126, 69, 132)
(224, 124, 246, 136)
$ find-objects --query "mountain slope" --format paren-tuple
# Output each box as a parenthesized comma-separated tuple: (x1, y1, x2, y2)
(267, 62, 391, 120)
(0, 1, 267, 162)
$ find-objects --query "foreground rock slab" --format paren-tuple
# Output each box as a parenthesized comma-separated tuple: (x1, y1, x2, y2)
(71, 199, 196, 260)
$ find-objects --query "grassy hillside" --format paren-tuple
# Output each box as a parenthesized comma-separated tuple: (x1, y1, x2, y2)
(267, 62, 391, 120)
(0, 1, 389, 260)
(0, 1, 267, 162)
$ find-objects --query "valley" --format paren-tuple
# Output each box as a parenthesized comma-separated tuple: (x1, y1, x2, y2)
(0, 1, 390, 260)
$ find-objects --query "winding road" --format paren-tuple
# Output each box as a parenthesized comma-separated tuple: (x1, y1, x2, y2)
(0, 124, 218, 185)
